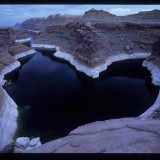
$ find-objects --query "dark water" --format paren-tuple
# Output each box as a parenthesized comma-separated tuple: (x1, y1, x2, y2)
(4, 52, 159, 143)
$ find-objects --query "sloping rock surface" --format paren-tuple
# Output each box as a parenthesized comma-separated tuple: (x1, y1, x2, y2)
(26, 118, 160, 153)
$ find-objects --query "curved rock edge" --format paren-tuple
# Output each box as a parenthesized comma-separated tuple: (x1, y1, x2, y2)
(0, 49, 36, 150)
(139, 59, 160, 119)
(0, 42, 159, 152)
(32, 43, 160, 120)
(32, 43, 151, 78)
(26, 117, 160, 153)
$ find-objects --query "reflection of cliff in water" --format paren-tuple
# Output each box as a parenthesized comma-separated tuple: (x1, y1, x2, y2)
(76, 59, 159, 100)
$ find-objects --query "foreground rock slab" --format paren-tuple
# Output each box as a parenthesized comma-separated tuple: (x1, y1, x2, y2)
(26, 118, 160, 153)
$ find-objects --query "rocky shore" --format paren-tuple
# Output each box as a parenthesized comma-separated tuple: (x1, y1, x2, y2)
(0, 9, 160, 153)
(0, 28, 36, 150)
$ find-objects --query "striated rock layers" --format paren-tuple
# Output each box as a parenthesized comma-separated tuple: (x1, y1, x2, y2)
(0, 28, 35, 150)
(31, 9, 160, 70)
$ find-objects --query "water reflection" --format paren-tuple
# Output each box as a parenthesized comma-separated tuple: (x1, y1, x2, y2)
(4, 52, 159, 143)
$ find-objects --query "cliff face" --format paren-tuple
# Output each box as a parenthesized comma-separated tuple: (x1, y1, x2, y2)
(0, 28, 30, 67)
(32, 9, 160, 67)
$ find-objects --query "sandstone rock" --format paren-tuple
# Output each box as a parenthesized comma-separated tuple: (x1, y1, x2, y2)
(28, 137, 41, 148)
(26, 118, 160, 153)
(15, 137, 30, 150)
(14, 137, 42, 153)
(0, 27, 35, 150)
(33, 9, 160, 68)
(83, 8, 116, 19)
(152, 37, 160, 56)
(127, 9, 160, 20)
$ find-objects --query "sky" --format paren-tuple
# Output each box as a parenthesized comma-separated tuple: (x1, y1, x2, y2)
(0, 5, 160, 26)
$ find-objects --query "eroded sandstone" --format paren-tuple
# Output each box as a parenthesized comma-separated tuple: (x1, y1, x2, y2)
(26, 118, 160, 153)
(0, 28, 35, 150)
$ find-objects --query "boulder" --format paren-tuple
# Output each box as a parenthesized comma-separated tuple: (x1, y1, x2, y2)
(15, 137, 30, 150)
(14, 137, 41, 153)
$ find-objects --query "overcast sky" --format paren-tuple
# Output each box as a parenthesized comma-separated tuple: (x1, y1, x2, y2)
(0, 5, 160, 26)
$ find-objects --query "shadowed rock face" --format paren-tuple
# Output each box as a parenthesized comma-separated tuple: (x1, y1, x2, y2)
(152, 38, 160, 57)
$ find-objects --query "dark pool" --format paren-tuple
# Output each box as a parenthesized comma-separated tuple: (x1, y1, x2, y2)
(4, 52, 159, 143)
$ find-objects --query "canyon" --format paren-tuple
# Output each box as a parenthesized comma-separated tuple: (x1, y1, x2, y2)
(0, 9, 160, 153)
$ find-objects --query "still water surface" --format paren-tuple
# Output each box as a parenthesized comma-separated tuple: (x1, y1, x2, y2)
(4, 52, 159, 143)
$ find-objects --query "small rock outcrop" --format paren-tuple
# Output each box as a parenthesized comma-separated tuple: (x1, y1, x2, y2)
(14, 137, 41, 153)
(83, 8, 116, 19)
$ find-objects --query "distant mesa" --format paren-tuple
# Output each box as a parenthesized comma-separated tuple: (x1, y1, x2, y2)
(83, 8, 116, 18)
(127, 9, 160, 20)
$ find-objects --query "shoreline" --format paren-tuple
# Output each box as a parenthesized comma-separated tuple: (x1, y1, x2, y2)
(15, 38, 31, 44)
(32, 43, 160, 119)
(139, 59, 160, 119)
(0, 49, 36, 150)
(32, 43, 151, 78)
(140, 90, 160, 119)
